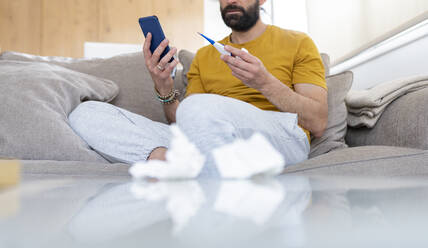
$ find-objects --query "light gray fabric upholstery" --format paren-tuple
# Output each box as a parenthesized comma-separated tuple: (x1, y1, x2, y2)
(20, 146, 428, 177)
(309, 71, 353, 158)
(320, 53, 330, 76)
(0, 61, 118, 162)
(21, 160, 130, 176)
(0, 51, 186, 124)
(178, 50, 195, 88)
(346, 87, 428, 150)
(285, 146, 428, 177)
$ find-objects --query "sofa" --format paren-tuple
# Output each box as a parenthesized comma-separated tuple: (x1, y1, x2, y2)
(1, 50, 427, 178)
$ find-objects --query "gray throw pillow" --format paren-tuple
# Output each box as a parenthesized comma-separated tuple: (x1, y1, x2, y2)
(320, 53, 330, 76)
(0, 61, 119, 162)
(309, 71, 353, 158)
(178, 50, 352, 158)
(0, 51, 186, 124)
(178, 50, 195, 87)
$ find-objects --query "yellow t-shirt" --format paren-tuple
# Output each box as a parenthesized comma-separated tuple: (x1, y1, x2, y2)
(186, 25, 326, 141)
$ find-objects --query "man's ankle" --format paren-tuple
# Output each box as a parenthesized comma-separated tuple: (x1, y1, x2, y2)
(148, 147, 168, 161)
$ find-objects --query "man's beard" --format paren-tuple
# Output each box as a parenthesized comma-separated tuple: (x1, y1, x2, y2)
(221, 0, 260, 32)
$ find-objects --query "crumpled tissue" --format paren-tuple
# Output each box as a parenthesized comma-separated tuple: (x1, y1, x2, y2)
(129, 125, 285, 180)
(129, 124, 206, 179)
(212, 132, 285, 179)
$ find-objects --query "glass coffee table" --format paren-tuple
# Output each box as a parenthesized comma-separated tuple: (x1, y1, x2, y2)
(1, 172, 428, 248)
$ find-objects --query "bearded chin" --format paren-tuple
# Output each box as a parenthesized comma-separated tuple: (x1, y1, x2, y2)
(221, 1, 260, 32)
(224, 15, 241, 26)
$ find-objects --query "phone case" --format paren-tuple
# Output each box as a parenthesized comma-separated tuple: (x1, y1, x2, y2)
(139, 16, 173, 63)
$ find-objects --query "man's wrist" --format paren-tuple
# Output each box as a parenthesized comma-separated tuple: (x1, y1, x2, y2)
(154, 86, 180, 105)
(259, 74, 280, 96)
(155, 86, 174, 98)
(154, 78, 174, 96)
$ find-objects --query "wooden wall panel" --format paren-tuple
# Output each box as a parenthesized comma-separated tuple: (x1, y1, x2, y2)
(152, 0, 204, 52)
(0, 0, 204, 57)
(0, 0, 41, 54)
(98, 0, 152, 45)
(41, 0, 98, 57)
(99, 0, 204, 52)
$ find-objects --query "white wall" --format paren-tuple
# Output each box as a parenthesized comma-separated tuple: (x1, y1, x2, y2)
(84, 42, 141, 58)
(306, 0, 428, 63)
(347, 34, 428, 90)
(203, 0, 306, 43)
(329, 19, 428, 89)
(272, 0, 307, 33)
(203, 0, 230, 43)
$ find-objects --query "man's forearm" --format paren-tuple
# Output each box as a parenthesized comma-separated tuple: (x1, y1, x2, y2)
(163, 100, 180, 124)
(259, 75, 327, 137)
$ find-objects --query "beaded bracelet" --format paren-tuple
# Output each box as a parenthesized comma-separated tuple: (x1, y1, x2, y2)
(155, 87, 174, 100)
(154, 87, 180, 104)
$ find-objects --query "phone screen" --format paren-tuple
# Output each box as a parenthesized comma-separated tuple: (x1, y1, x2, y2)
(139, 16, 173, 63)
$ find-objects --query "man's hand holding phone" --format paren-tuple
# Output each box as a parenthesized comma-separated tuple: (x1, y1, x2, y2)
(143, 33, 179, 96)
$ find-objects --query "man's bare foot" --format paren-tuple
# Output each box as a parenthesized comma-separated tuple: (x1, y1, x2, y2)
(148, 147, 168, 161)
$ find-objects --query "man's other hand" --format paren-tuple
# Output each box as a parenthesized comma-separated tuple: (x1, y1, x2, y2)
(143, 33, 179, 95)
(221, 45, 274, 92)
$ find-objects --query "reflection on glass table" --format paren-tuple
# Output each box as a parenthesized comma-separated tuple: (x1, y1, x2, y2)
(1, 175, 428, 248)
(67, 176, 312, 247)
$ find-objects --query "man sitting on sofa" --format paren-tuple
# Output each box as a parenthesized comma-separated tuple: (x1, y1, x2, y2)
(69, 0, 328, 173)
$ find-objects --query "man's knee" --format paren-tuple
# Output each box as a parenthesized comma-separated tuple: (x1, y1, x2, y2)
(178, 93, 236, 117)
(178, 94, 214, 112)
(177, 94, 226, 127)
(176, 94, 241, 140)
(69, 101, 112, 133)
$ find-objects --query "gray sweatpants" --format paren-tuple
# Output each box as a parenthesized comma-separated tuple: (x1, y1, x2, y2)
(69, 94, 309, 177)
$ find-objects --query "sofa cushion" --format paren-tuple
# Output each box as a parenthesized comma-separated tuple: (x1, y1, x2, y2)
(346, 87, 428, 150)
(21, 160, 130, 176)
(284, 146, 428, 177)
(320, 53, 330, 76)
(309, 71, 353, 158)
(20, 146, 428, 177)
(0, 61, 118, 162)
(0, 51, 186, 124)
(178, 50, 195, 88)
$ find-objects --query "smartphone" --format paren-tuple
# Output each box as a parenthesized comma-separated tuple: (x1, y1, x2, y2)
(139, 15, 173, 63)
